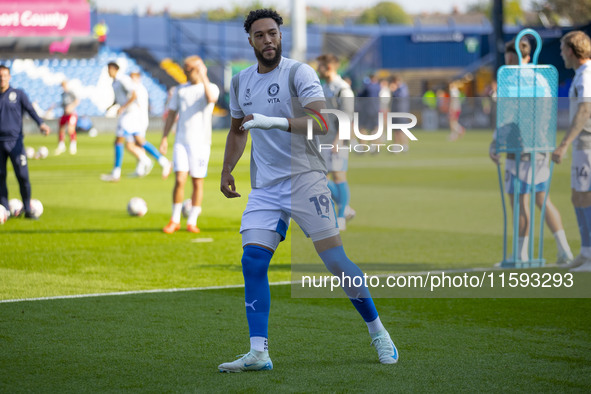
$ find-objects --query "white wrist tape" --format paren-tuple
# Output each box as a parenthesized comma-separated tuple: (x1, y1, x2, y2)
(243, 113, 289, 131)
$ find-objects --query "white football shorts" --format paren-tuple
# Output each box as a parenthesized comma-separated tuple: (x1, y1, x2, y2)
(240, 171, 340, 242)
(504, 156, 550, 194)
(320, 147, 349, 172)
(116, 113, 147, 141)
(571, 149, 591, 192)
(173, 142, 210, 178)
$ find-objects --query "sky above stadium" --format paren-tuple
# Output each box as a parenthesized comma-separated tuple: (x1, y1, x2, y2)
(95, 0, 536, 16)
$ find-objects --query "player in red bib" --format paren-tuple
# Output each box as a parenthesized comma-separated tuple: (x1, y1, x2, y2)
(55, 80, 79, 155)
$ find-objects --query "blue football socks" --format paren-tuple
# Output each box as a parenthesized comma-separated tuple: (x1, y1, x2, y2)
(242, 245, 273, 338)
(142, 141, 162, 160)
(335, 182, 350, 218)
(576, 207, 591, 247)
(114, 143, 124, 169)
(318, 245, 378, 322)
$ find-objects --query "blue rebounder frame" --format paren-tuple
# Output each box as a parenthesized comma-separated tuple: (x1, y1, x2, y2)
(495, 29, 559, 268)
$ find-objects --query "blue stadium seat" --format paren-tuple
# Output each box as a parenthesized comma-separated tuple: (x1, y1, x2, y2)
(9, 47, 168, 117)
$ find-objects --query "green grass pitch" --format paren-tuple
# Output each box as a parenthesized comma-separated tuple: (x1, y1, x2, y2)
(1, 130, 590, 391)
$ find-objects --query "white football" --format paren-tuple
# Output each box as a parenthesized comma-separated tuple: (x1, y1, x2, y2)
(182, 198, 192, 218)
(127, 197, 148, 217)
(88, 127, 98, 137)
(8, 199, 23, 217)
(25, 146, 36, 159)
(0, 205, 7, 224)
(30, 199, 44, 218)
(35, 146, 49, 159)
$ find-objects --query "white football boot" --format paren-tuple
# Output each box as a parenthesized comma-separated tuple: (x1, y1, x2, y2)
(371, 329, 399, 364)
(218, 350, 273, 373)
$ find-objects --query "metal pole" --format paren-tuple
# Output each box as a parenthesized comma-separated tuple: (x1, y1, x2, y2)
(133, 9, 139, 48)
(166, 11, 173, 59)
(492, 0, 504, 72)
(497, 163, 508, 264)
(290, 0, 307, 62)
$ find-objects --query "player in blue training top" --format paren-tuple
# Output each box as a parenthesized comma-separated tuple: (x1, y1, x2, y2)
(218, 9, 398, 373)
(0, 65, 51, 219)
(552, 31, 591, 272)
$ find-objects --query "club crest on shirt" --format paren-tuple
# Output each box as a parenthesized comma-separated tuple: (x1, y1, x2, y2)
(9, 91, 17, 102)
(268, 83, 280, 97)
(245, 88, 251, 101)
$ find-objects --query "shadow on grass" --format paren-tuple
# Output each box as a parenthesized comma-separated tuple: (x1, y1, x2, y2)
(198, 262, 481, 275)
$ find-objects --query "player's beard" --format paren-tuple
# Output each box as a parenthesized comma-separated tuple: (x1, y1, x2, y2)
(254, 43, 282, 68)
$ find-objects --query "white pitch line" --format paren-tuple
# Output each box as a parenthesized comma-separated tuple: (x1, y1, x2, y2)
(191, 238, 214, 243)
(351, 157, 491, 169)
(0, 281, 292, 304)
(0, 264, 557, 304)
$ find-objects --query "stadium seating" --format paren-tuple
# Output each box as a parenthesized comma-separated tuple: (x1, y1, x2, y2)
(8, 47, 168, 117)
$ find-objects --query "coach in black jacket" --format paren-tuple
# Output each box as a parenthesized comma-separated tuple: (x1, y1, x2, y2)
(0, 64, 51, 218)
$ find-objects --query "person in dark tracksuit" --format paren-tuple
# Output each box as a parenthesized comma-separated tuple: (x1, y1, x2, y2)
(0, 65, 51, 218)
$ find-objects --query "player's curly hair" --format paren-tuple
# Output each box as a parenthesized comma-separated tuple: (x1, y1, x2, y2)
(243, 9, 283, 34)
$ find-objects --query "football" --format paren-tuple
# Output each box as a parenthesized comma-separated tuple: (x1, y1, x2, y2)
(127, 197, 148, 217)
(30, 199, 44, 218)
(25, 146, 36, 159)
(88, 127, 98, 137)
(0, 205, 7, 224)
(35, 146, 49, 159)
(182, 198, 192, 218)
(8, 199, 24, 217)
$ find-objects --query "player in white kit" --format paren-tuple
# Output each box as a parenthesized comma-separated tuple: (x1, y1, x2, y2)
(552, 31, 591, 272)
(160, 56, 219, 233)
(100, 63, 170, 182)
(129, 70, 170, 178)
(218, 9, 397, 373)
